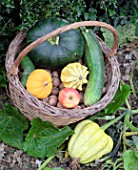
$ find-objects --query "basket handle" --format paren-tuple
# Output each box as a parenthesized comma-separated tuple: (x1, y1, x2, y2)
(7, 21, 118, 77)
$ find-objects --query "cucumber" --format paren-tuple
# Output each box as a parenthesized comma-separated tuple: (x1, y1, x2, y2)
(21, 55, 35, 87)
(82, 29, 104, 106)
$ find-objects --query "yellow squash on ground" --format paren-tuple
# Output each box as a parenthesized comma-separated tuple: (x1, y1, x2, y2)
(60, 62, 89, 91)
(26, 69, 53, 99)
(68, 119, 113, 164)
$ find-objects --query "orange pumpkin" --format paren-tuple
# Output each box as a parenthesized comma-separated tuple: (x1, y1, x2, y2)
(26, 69, 52, 99)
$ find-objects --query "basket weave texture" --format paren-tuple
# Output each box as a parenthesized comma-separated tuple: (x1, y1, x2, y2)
(5, 21, 120, 127)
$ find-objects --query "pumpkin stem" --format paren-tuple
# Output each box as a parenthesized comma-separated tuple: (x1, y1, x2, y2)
(48, 36, 60, 45)
(43, 82, 48, 86)
(79, 75, 83, 80)
(55, 36, 59, 45)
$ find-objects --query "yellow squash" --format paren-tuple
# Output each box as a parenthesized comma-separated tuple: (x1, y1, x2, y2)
(60, 62, 89, 91)
(68, 119, 113, 164)
(26, 69, 53, 99)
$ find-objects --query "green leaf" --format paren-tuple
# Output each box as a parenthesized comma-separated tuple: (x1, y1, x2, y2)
(117, 24, 136, 45)
(132, 136, 138, 150)
(108, 9, 116, 17)
(0, 66, 7, 88)
(0, 103, 28, 149)
(23, 118, 73, 158)
(104, 84, 130, 114)
(101, 24, 136, 47)
(100, 28, 114, 48)
(123, 150, 138, 170)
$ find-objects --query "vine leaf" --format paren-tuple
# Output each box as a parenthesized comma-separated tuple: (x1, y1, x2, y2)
(101, 24, 136, 47)
(0, 103, 28, 149)
(104, 84, 130, 114)
(132, 136, 138, 151)
(123, 150, 138, 170)
(23, 118, 73, 158)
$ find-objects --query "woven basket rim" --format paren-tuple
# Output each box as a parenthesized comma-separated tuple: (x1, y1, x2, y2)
(5, 20, 121, 126)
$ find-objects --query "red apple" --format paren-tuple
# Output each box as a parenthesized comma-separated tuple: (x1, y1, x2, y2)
(58, 88, 81, 109)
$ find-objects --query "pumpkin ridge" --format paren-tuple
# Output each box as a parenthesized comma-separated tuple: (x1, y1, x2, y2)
(27, 82, 44, 88)
(69, 122, 98, 158)
(36, 88, 50, 99)
(68, 120, 92, 154)
(84, 136, 113, 163)
(27, 86, 44, 96)
(80, 134, 109, 163)
(72, 126, 103, 159)
(63, 80, 77, 89)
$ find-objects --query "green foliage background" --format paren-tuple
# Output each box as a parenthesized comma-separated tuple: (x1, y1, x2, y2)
(0, 1, 138, 168)
(0, 0, 138, 64)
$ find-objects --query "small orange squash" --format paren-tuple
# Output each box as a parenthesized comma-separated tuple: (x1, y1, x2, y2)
(26, 69, 53, 99)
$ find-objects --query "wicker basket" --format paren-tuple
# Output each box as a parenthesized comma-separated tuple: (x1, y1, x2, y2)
(5, 21, 120, 127)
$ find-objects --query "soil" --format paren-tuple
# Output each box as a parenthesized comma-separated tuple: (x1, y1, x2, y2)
(0, 40, 138, 170)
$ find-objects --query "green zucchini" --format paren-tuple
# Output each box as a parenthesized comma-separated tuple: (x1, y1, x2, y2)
(82, 29, 104, 106)
(21, 55, 35, 87)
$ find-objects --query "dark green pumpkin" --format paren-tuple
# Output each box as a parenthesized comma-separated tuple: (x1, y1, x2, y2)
(27, 18, 84, 69)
